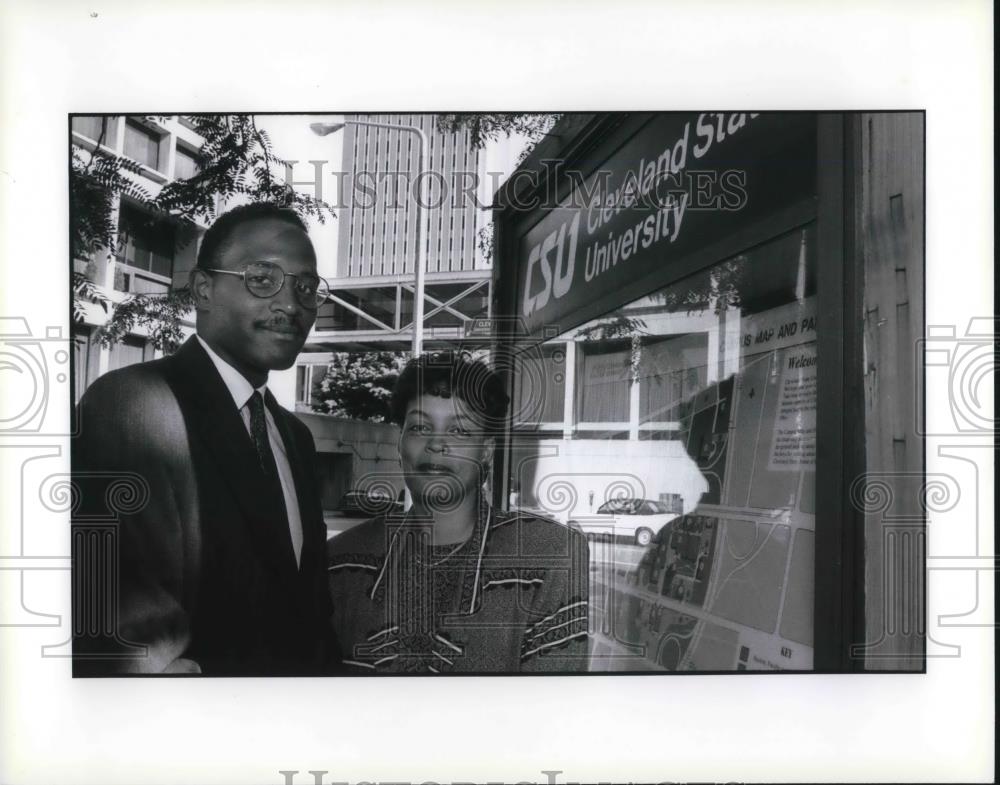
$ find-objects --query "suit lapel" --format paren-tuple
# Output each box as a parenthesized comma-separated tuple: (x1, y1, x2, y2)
(167, 338, 297, 578)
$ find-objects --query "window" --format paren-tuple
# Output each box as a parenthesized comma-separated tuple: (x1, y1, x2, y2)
(123, 120, 160, 170)
(639, 332, 709, 424)
(174, 145, 201, 180)
(515, 225, 818, 672)
(295, 364, 330, 406)
(73, 327, 95, 404)
(108, 336, 150, 371)
(116, 203, 175, 279)
(513, 343, 566, 426)
(71, 115, 113, 144)
(295, 366, 308, 404)
(577, 339, 632, 423)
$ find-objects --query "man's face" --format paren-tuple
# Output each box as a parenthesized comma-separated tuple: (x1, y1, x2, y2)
(399, 393, 494, 510)
(195, 217, 318, 386)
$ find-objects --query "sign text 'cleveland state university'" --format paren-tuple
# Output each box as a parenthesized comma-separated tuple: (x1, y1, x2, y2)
(515, 112, 816, 337)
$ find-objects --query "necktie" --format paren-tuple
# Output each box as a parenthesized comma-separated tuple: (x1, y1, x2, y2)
(247, 391, 279, 481)
(247, 391, 291, 555)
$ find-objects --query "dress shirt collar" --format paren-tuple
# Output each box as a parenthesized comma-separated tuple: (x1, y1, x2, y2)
(195, 334, 267, 410)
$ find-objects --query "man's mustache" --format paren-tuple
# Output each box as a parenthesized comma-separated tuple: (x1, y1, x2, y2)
(256, 315, 304, 334)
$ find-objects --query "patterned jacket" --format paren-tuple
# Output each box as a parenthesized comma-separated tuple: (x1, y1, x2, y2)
(327, 499, 590, 673)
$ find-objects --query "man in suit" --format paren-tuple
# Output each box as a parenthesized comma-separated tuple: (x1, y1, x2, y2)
(73, 203, 336, 675)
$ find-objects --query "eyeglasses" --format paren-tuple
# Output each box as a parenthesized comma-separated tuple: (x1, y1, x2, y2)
(202, 262, 330, 309)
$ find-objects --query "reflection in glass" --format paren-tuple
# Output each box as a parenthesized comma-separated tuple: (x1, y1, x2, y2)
(510, 225, 817, 671)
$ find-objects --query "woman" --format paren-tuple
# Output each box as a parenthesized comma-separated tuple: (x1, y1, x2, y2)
(327, 351, 590, 673)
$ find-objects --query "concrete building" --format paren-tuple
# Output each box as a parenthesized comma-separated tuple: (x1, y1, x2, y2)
(294, 114, 499, 407)
(71, 112, 524, 518)
(71, 114, 207, 404)
(289, 114, 517, 508)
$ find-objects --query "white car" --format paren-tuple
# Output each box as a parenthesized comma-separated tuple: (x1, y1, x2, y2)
(568, 497, 678, 546)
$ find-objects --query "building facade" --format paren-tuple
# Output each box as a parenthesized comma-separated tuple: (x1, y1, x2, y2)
(70, 113, 507, 519)
(295, 114, 495, 406)
(71, 114, 207, 404)
(289, 114, 506, 507)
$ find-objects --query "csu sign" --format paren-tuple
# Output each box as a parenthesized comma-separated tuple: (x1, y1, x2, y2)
(521, 213, 581, 318)
(513, 112, 816, 337)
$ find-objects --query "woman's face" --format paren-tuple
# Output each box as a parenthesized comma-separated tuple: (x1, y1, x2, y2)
(399, 393, 494, 511)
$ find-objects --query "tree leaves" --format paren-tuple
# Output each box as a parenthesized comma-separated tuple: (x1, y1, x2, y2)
(70, 148, 152, 258)
(435, 113, 561, 150)
(310, 352, 409, 422)
(71, 271, 110, 323)
(96, 287, 195, 353)
(144, 114, 334, 224)
(72, 114, 337, 350)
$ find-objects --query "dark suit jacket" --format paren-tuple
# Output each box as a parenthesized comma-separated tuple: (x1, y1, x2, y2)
(72, 337, 336, 675)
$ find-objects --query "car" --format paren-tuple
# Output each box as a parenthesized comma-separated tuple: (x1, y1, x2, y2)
(568, 497, 678, 547)
(333, 489, 404, 518)
(324, 489, 405, 538)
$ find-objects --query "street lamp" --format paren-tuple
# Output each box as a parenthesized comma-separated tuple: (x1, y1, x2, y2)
(310, 119, 430, 357)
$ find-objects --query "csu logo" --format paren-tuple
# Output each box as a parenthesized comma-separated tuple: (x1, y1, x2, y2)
(521, 213, 581, 318)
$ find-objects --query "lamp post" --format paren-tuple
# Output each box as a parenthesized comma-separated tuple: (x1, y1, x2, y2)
(310, 119, 429, 357)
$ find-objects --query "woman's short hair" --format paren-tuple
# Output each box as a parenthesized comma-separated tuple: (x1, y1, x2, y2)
(390, 351, 509, 434)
